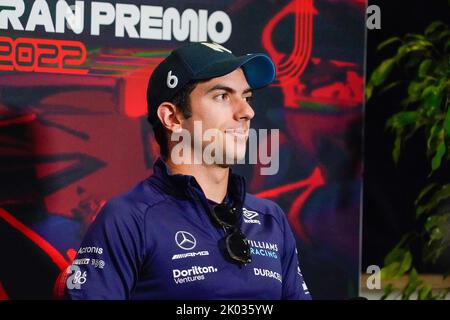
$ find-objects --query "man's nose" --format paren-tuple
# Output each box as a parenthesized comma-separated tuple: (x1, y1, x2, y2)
(234, 98, 255, 121)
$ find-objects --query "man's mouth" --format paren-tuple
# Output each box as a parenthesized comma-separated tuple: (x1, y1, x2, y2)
(225, 128, 249, 139)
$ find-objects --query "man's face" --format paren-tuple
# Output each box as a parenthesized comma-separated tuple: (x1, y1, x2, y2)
(182, 68, 255, 165)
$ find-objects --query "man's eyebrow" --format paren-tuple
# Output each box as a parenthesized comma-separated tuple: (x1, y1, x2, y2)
(205, 85, 253, 95)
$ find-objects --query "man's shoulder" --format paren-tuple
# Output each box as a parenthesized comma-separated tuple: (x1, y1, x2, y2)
(98, 178, 168, 219)
(123, 178, 168, 208)
(244, 193, 286, 226)
(244, 193, 283, 211)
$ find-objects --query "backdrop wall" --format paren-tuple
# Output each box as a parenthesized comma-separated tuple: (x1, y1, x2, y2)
(0, 0, 366, 299)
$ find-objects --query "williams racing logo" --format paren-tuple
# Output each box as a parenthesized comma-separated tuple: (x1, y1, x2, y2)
(242, 208, 261, 225)
(247, 239, 278, 260)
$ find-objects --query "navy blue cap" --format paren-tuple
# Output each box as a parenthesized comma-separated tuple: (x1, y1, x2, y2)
(147, 42, 276, 125)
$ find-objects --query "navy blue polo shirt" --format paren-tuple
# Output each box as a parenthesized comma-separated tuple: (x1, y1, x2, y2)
(65, 158, 311, 300)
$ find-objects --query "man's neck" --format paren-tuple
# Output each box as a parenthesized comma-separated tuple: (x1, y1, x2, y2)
(166, 158, 229, 203)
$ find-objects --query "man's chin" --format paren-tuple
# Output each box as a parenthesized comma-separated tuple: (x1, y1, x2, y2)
(223, 151, 247, 165)
(199, 144, 247, 166)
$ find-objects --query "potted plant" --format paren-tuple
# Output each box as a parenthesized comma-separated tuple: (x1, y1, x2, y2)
(366, 18, 450, 299)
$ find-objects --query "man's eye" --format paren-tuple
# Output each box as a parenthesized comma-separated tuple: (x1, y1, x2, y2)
(244, 96, 253, 103)
(215, 93, 228, 101)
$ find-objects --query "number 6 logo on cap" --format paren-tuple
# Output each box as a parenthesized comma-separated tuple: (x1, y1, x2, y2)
(167, 70, 178, 89)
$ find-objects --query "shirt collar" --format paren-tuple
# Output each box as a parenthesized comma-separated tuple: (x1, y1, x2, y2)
(150, 157, 246, 206)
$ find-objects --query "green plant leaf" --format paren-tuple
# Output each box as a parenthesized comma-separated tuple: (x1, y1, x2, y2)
(407, 81, 425, 103)
(395, 42, 430, 61)
(417, 185, 450, 217)
(400, 250, 413, 274)
(377, 37, 402, 51)
(370, 58, 396, 87)
(378, 81, 403, 95)
(425, 21, 445, 36)
(435, 288, 450, 300)
(365, 83, 373, 101)
(382, 248, 413, 280)
(437, 30, 450, 42)
(402, 78, 436, 106)
(431, 134, 445, 171)
(415, 183, 437, 207)
(380, 283, 395, 300)
(405, 40, 433, 54)
(425, 214, 450, 243)
(421, 85, 435, 100)
(425, 215, 440, 233)
(418, 59, 433, 78)
(387, 111, 419, 129)
(392, 130, 402, 163)
(430, 227, 444, 240)
(422, 85, 444, 112)
(384, 246, 406, 266)
(405, 33, 426, 41)
(426, 123, 442, 161)
(396, 44, 409, 60)
(381, 262, 401, 280)
(423, 221, 450, 263)
(443, 104, 450, 138)
(386, 112, 421, 163)
(402, 268, 422, 300)
(418, 283, 433, 300)
(405, 53, 427, 70)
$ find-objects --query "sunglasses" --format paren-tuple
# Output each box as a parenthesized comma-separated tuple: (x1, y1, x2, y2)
(211, 203, 252, 265)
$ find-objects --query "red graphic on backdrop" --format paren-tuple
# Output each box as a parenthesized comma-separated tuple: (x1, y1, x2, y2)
(263, 0, 363, 109)
(263, 0, 316, 86)
(0, 282, 8, 300)
(256, 167, 325, 242)
(0, 208, 70, 271)
(263, 0, 317, 107)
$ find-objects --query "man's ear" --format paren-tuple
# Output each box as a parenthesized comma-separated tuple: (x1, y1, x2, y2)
(156, 102, 183, 133)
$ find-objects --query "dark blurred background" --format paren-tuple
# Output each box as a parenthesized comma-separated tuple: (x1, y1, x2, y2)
(363, 0, 450, 273)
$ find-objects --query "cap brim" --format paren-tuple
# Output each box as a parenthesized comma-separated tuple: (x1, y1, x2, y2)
(194, 53, 275, 89)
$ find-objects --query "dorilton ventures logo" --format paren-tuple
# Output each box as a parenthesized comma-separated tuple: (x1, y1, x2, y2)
(173, 265, 218, 284)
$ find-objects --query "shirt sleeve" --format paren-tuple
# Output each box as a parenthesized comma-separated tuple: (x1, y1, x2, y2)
(65, 197, 145, 300)
(277, 205, 312, 300)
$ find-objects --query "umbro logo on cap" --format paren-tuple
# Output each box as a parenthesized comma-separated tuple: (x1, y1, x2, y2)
(201, 42, 232, 53)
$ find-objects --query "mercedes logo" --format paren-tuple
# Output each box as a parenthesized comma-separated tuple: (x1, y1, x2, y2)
(175, 231, 196, 250)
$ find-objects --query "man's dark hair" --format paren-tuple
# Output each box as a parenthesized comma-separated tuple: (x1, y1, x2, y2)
(150, 81, 200, 158)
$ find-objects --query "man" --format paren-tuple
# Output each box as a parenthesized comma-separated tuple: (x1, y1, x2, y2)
(65, 42, 311, 300)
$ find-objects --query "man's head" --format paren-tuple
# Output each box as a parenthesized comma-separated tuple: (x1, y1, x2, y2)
(147, 42, 275, 164)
